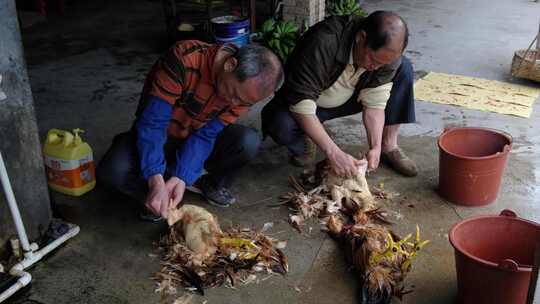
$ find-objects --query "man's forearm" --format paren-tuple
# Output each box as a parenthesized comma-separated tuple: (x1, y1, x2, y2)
(174, 118, 224, 186)
(292, 112, 339, 156)
(362, 108, 385, 150)
(136, 96, 173, 179)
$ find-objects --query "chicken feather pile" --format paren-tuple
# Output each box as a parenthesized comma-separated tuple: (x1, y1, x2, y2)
(156, 204, 288, 298)
(282, 159, 429, 304)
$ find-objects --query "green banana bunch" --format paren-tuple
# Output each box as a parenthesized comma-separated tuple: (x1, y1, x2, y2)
(261, 19, 302, 62)
(262, 19, 276, 34)
(331, 0, 368, 16)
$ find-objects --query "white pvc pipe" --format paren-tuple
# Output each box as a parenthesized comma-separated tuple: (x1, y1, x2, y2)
(0, 269, 31, 303)
(0, 225, 80, 303)
(0, 152, 31, 252)
(0, 151, 80, 302)
(10, 225, 80, 272)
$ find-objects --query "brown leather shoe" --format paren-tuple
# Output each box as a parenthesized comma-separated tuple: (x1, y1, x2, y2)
(381, 148, 418, 177)
(290, 136, 317, 168)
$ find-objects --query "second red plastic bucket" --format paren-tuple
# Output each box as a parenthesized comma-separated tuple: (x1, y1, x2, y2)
(449, 210, 539, 304)
(438, 127, 512, 206)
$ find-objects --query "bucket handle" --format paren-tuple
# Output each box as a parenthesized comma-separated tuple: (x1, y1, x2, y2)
(498, 259, 519, 271)
(46, 129, 74, 147)
(499, 209, 517, 218)
(441, 126, 455, 135)
(496, 129, 513, 153)
(481, 128, 513, 151)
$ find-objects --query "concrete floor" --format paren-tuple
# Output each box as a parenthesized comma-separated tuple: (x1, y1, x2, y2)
(8, 0, 540, 303)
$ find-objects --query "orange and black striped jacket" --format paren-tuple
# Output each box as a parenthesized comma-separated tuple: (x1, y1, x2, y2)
(137, 40, 250, 140)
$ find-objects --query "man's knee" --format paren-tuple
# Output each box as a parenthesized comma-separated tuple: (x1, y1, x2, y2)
(395, 56, 414, 85)
(97, 158, 126, 191)
(261, 105, 299, 145)
(96, 132, 136, 191)
(231, 126, 262, 161)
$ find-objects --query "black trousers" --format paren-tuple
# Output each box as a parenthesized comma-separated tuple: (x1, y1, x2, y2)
(261, 56, 416, 156)
(96, 125, 261, 203)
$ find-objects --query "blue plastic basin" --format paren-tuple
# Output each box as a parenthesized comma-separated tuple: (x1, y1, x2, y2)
(215, 33, 250, 48)
(211, 16, 250, 38)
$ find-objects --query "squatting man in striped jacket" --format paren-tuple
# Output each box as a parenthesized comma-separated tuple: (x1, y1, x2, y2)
(97, 41, 283, 220)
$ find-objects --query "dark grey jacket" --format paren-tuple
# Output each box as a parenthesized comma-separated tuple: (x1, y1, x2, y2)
(278, 15, 401, 106)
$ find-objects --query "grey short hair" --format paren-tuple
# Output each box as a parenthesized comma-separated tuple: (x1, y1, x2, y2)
(232, 44, 284, 92)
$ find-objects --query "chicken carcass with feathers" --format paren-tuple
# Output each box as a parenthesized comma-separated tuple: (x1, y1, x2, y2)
(283, 159, 429, 303)
(167, 204, 223, 266)
(155, 204, 288, 297)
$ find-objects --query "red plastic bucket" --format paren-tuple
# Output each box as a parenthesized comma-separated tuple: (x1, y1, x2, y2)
(449, 210, 539, 304)
(438, 127, 512, 206)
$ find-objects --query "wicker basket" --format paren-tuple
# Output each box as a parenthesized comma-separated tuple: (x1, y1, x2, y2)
(511, 32, 540, 82)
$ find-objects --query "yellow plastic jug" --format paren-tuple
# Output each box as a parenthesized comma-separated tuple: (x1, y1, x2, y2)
(43, 128, 96, 196)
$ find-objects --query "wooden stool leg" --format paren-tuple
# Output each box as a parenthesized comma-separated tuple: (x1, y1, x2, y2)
(250, 0, 256, 32)
(38, 0, 46, 16)
(206, 0, 213, 34)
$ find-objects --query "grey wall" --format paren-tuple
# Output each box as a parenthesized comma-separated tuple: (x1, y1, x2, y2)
(0, 0, 52, 253)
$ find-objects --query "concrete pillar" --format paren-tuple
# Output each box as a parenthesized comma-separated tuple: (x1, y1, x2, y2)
(282, 0, 325, 27)
(0, 0, 52, 253)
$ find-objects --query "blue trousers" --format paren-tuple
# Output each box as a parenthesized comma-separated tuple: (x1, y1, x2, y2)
(261, 57, 416, 156)
(97, 125, 261, 203)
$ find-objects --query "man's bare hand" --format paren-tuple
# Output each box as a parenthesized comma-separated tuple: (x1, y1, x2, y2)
(366, 147, 381, 171)
(165, 177, 186, 213)
(327, 148, 364, 177)
(145, 174, 169, 218)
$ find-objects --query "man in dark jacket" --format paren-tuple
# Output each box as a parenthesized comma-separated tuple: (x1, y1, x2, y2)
(262, 11, 417, 177)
